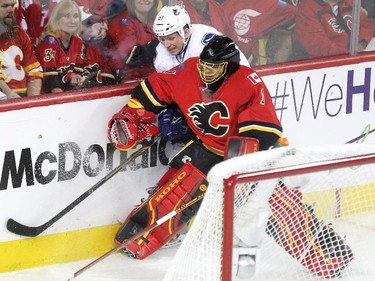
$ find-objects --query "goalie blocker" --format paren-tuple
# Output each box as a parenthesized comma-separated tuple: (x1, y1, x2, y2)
(226, 136, 354, 279)
(115, 161, 208, 259)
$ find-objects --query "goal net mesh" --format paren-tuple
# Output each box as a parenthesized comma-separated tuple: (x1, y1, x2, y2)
(163, 144, 375, 281)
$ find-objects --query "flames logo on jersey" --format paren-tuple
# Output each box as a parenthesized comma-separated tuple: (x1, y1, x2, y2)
(187, 101, 230, 137)
(328, 15, 352, 34)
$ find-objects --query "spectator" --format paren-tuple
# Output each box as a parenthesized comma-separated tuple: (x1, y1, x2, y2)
(0, 0, 43, 98)
(79, 7, 118, 86)
(35, 0, 113, 93)
(18, 0, 89, 46)
(150, 4, 249, 73)
(106, 0, 159, 80)
(221, 0, 297, 65)
(181, 0, 232, 36)
(80, 6, 123, 82)
(79, 6, 108, 41)
(293, 0, 375, 59)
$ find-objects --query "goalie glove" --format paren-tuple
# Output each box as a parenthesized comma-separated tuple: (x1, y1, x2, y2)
(107, 103, 159, 151)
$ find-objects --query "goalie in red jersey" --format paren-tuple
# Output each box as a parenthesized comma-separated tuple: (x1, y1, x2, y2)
(107, 35, 282, 259)
(107, 35, 354, 279)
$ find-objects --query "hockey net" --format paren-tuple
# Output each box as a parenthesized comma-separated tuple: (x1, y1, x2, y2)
(163, 144, 375, 281)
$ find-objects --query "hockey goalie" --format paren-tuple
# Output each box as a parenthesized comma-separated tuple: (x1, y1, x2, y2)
(107, 35, 353, 278)
(107, 35, 282, 259)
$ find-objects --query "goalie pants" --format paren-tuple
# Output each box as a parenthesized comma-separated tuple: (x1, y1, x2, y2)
(168, 138, 224, 174)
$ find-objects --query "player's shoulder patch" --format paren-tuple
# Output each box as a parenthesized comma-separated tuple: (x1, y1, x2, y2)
(201, 33, 217, 45)
(247, 72, 263, 85)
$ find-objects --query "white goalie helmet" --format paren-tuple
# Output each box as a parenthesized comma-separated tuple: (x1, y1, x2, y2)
(153, 5, 191, 41)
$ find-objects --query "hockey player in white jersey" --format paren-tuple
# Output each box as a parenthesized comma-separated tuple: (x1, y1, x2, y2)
(152, 4, 250, 73)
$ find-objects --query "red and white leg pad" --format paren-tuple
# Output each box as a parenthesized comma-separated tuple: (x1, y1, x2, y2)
(115, 161, 208, 259)
(267, 184, 354, 278)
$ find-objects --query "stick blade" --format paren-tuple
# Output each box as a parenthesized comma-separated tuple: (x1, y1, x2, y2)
(6, 218, 44, 237)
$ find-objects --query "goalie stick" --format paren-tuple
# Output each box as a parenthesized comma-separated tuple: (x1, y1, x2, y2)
(67, 192, 206, 281)
(6, 136, 160, 237)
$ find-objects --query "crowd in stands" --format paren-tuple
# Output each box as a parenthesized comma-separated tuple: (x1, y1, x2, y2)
(0, 0, 374, 99)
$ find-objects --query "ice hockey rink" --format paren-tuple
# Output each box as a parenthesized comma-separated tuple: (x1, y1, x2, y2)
(3, 227, 375, 281)
(1, 247, 178, 281)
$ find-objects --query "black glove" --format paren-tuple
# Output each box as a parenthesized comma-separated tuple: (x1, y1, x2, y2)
(79, 64, 102, 89)
(125, 39, 159, 68)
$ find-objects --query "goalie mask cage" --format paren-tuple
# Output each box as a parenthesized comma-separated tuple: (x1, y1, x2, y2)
(162, 144, 375, 281)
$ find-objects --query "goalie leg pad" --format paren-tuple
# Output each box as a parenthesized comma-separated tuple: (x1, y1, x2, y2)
(267, 185, 354, 278)
(115, 161, 208, 259)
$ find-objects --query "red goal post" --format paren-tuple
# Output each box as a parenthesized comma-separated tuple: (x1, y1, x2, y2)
(163, 144, 375, 281)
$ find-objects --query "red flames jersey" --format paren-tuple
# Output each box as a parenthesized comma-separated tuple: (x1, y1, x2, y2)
(0, 27, 43, 93)
(293, 0, 375, 57)
(35, 34, 114, 91)
(131, 58, 282, 153)
(35, 34, 86, 92)
(222, 0, 297, 57)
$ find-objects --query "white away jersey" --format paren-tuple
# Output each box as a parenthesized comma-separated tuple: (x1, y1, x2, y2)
(154, 24, 249, 73)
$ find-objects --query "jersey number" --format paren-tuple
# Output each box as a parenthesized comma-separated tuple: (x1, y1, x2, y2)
(44, 48, 56, 62)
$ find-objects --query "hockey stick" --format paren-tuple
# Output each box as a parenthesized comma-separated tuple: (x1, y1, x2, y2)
(125, 46, 137, 65)
(6, 136, 160, 237)
(67, 191, 206, 280)
(158, 138, 169, 165)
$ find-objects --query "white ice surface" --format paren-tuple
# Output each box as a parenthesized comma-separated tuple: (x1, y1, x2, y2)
(0, 247, 178, 281)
